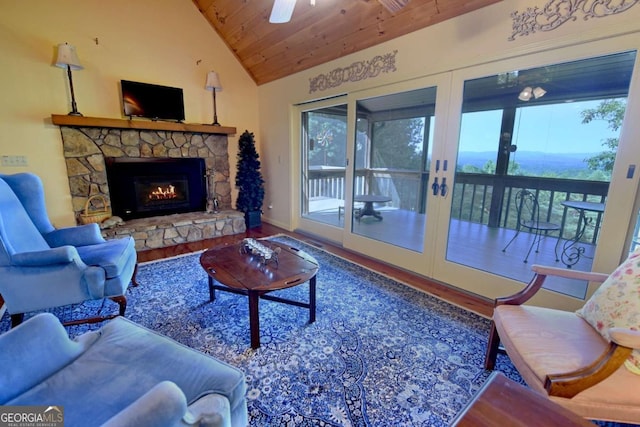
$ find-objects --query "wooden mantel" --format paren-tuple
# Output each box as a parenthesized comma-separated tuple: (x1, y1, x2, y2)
(51, 114, 236, 135)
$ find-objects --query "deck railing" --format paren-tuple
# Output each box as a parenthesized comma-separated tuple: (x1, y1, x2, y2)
(307, 169, 608, 244)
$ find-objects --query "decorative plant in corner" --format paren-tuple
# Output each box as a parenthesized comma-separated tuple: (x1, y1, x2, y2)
(235, 130, 265, 228)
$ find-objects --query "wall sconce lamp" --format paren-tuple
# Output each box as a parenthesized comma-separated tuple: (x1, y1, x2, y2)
(532, 86, 547, 99)
(518, 86, 546, 102)
(205, 71, 223, 126)
(54, 43, 83, 116)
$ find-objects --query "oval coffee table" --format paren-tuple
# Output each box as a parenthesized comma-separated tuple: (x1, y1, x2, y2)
(200, 240, 319, 349)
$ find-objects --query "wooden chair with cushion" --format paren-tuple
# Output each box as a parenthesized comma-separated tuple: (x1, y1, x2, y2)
(484, 248, 640, 424)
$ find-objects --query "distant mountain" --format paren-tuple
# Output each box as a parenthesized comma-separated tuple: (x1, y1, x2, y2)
(457, 151, 598, 173)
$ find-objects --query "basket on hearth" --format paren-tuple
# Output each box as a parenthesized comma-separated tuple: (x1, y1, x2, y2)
(79, 194, 112, 225)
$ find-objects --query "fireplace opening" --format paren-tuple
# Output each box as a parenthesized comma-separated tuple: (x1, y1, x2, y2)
(106, 157, 206, 220)
(134, 176, 189, 212)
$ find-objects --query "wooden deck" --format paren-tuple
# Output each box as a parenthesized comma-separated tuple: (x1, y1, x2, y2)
(306, 206, 596, 299)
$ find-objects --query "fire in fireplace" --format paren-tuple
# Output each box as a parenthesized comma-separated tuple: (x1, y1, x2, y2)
(105, 157, 207, 220)
(148, 185, 178, 200)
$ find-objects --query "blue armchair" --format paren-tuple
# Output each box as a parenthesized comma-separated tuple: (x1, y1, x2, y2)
(0, 173, 137, 327)
(0, 313, 248, 427)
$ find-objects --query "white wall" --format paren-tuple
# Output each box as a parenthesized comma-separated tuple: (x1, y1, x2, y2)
(0, 0, 259, 227)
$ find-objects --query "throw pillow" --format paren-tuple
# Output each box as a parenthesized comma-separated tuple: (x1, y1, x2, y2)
(576, 247, 640, 375)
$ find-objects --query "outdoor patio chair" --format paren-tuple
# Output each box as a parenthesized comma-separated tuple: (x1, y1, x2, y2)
(502, 189, 561, 263)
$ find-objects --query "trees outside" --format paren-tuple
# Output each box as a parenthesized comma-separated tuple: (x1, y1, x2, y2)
(371, 118, 425, 170)
(582, 99, 626, 175)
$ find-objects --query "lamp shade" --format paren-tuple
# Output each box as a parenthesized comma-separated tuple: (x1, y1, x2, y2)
(518, 86, 532, 101)
(205, 71, 222, 92)
(55, 43, 83, 71)
(533, 86, 547, 99)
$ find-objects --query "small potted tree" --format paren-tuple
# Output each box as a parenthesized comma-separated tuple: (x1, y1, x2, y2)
(235, 130, 265, 228)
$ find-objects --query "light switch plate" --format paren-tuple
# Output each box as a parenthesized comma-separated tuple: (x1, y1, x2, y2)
(1, 155, 28, 167)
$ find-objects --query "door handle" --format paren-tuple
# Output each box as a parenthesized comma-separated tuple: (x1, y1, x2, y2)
(431, 177, 440, 195)
(440, 177, 448, 197)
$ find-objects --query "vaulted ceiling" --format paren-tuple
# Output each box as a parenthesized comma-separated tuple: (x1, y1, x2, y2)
(192, 0, 501, 85)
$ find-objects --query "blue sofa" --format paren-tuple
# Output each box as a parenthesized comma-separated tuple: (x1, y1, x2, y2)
(0, 313, 248, 427)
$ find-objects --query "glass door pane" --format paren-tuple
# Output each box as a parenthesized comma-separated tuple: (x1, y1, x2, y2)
(301, 104, 348, 226)
(351, 87, 436, 252)
(446, 51, 636, 299)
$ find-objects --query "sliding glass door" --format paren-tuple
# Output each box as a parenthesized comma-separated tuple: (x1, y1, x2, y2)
(350, 87, 435, 252)
(433, 44, 640, 309)
(299, 101, 348, 234)
(295, 38, 640, 310)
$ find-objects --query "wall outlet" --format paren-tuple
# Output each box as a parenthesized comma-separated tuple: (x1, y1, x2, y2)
(1, 155, 28, 167)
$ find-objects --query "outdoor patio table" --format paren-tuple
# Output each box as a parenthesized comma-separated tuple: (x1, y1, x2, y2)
(560, 200, 605, 267)
(353, 194, 391, 221)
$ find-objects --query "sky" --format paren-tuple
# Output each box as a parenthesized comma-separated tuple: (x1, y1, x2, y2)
(459, 99, 620, 154)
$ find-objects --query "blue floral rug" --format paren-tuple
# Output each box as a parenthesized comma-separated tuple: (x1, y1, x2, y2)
(0, 235, 633, 426)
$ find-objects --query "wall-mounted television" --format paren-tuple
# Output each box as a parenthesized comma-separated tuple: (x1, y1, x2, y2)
(121, 80, 185, 122)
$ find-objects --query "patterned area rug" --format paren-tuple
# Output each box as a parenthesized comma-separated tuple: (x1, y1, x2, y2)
(0, 235, 633, 426)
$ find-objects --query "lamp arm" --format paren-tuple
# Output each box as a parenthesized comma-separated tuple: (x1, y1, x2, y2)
(212, 88, 220, 126)
(66, 65, 82, 116)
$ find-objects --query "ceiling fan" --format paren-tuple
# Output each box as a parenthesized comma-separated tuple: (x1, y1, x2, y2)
(269, 0, 410, 24)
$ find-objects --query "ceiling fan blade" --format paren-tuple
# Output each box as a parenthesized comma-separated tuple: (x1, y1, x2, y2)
(378, 0, 410, 14)
(269, 0, 297, 23)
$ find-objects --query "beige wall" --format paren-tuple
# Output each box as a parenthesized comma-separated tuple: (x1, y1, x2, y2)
(257, 1, 640, 230)
(0, 0, 259, 227)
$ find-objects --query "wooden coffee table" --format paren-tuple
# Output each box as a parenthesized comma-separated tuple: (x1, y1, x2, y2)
(199, 240, 319, 349)
(451, 372, 593, 426)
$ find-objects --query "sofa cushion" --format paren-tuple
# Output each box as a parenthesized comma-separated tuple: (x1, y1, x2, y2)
(576, 247, 640, 374)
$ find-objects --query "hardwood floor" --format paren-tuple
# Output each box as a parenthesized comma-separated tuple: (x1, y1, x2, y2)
(137, 223, 494, 317)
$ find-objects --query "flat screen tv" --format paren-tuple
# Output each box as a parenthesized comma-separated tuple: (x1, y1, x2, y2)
(121, 80, 185, 122)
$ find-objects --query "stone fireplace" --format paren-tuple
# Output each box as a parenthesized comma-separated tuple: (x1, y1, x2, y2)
(53, 115, 245, 250)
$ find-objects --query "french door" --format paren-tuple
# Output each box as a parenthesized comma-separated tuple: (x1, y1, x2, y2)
(341, 76, 450, 274)
(295, 37, 640, 310)
(433, 42, 640, 310)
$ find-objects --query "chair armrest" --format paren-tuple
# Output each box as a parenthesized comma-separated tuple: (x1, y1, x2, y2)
(101, 381, 187, 427)
(102, 381, 232, 427)
(11, 246, 83, 267)
(610, 328, 640, 350)
(0, 313, 86, 403)
(496, 265, 609, 306)
(531, 265, 609, 283)
(45, 223, 105, 248)
(182, 393, 232, 427)
(545, 339, 633, 398)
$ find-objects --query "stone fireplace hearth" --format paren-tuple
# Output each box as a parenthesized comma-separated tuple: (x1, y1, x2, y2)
(53, 115, 245, 250)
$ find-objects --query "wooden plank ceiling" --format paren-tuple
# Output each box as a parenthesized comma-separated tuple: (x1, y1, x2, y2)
(192, 0, 501, 85)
